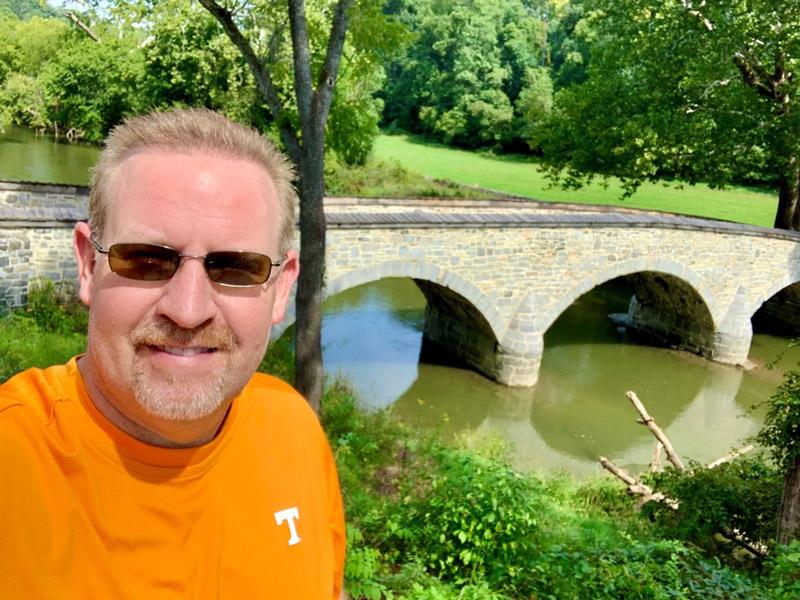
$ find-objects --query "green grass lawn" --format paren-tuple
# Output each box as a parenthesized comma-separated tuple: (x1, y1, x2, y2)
(373, 133, 779, 227)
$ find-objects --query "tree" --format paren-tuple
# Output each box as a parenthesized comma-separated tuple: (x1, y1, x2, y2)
(0, 0, 61, 20)
(757, 361, 800, 544)
(382, 0, 550, 150)
(40, 29, 145, 142)
(540, 0, 800, 230)
(0, 14, 140, 138)
(196, 0, 398, 410)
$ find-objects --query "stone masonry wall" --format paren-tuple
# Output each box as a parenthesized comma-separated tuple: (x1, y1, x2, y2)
(0, 181, 87, 308)
(3, 188, 800, 387)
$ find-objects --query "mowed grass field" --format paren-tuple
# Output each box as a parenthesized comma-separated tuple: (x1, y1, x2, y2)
(373, 133, 779, 227)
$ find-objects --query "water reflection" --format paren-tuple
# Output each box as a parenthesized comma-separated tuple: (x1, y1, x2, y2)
(0, 124, 98, 185)
(310, 277, 799, 477)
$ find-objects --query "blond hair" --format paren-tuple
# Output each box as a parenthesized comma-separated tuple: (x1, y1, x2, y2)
(90, 108, 297, 251)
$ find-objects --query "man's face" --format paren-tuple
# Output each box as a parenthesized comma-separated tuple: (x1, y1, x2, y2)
(74, 150, 297, 445)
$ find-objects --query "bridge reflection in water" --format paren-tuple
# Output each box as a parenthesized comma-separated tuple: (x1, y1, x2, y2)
(295, 277, 798, 477)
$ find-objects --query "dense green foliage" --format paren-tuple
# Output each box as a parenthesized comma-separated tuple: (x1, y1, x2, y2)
(645, 457, 782, 557)
(0, 280, 86, 381)
(1, 283, 799, 597)
(318, 385, 778, 598)
(381, 0, 552, 150)
(0, 0, 60, 20)
(538, 0, 800, 229)
(324, 156, 503, 199)
(0, 0, 399, 163)
(757, 350, 800, 474)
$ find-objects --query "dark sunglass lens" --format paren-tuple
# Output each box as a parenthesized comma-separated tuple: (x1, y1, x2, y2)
(205, 252, 271, 286)
(108, 244, 180, 281)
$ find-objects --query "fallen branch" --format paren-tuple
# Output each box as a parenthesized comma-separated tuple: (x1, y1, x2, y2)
(626, 391, 685, 472)
(600, 456, 679, 510)
(650, 441, 664, 473)
(707, 445, 754, 469)
(599, 456, 765, 557)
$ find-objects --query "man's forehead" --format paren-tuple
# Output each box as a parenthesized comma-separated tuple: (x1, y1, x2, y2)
(106, 149, 278, 206)
(102, 150, 281, 240)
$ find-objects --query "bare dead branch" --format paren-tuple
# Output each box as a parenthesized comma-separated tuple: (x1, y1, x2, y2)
(650, 442, 664, 473)
(707, 445, 754, 469)
(718, 529, 769, 558)
(626, 391, 686, 472)
(600, 456, 679, 509)
(680, 0, 714, 30)
(66, 12, 99, 43)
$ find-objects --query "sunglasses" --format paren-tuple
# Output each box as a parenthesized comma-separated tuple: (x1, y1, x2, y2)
(90, 238, 287, 287)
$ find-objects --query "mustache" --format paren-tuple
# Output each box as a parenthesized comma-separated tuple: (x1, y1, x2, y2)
(130, 317, 236, 351)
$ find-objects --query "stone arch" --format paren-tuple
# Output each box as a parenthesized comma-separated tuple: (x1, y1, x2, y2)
(536, 258, 719, 334)
(323, 261, 517, 385)
(749, 263, 800, 335)
(324, 260, 505, 341)
(274, 261, 508, 381)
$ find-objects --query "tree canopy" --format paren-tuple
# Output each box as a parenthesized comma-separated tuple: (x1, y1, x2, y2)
(538, 0, 800, 230)
(381, 0, 551, 150)
(0, 0, 397, 165)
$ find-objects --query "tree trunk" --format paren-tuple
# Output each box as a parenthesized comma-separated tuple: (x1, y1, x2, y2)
(294, 142, 326, 413)
(778, 455, 800, 545)
(198, 0, 352, 411)
(774, 164, 800, 230)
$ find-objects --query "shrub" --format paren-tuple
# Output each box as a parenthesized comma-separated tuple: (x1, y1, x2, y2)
(23, 278, 87, 335)
(386, 446, 543, 591)
(643, 456, 782, 556)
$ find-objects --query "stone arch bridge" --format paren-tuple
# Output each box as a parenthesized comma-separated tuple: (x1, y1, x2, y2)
(2, 180, 799, 388)
(281, 198, 800, 387)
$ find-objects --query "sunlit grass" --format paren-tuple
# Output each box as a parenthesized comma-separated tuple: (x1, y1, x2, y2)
(373, 133, 779, 227)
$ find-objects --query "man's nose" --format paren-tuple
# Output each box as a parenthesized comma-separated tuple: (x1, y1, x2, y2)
(155, 257, 217, 329)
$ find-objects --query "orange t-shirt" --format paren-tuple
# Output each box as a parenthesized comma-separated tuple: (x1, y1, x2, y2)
(0, 358, 345, 599)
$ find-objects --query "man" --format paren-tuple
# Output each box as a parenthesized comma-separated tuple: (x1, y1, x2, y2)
(0, 108, 345, 598)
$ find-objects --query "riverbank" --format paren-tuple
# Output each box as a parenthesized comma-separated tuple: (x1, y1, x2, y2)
(2, 283, 797, 598)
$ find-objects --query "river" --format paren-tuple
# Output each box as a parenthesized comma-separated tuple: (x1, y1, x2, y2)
(310, 277, 799, 476)
(0, 124, 99, 185)
(3, 125, 799, 477)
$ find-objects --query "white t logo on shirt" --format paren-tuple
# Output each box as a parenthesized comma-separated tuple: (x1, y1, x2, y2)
(274, 507, 301, 546)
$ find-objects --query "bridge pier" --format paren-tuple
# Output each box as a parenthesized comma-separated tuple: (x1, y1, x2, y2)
(711, 286, 752, 366)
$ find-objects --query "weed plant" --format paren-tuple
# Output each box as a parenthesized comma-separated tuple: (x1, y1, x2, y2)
(0, 279, 87, 382)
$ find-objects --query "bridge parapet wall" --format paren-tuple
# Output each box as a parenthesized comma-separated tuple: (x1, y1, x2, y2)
(0, 181, 87, 308)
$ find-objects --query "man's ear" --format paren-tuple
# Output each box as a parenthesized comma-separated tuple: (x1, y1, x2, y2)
(270, 248, 299, 325)
(73, 222, 96, 307)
